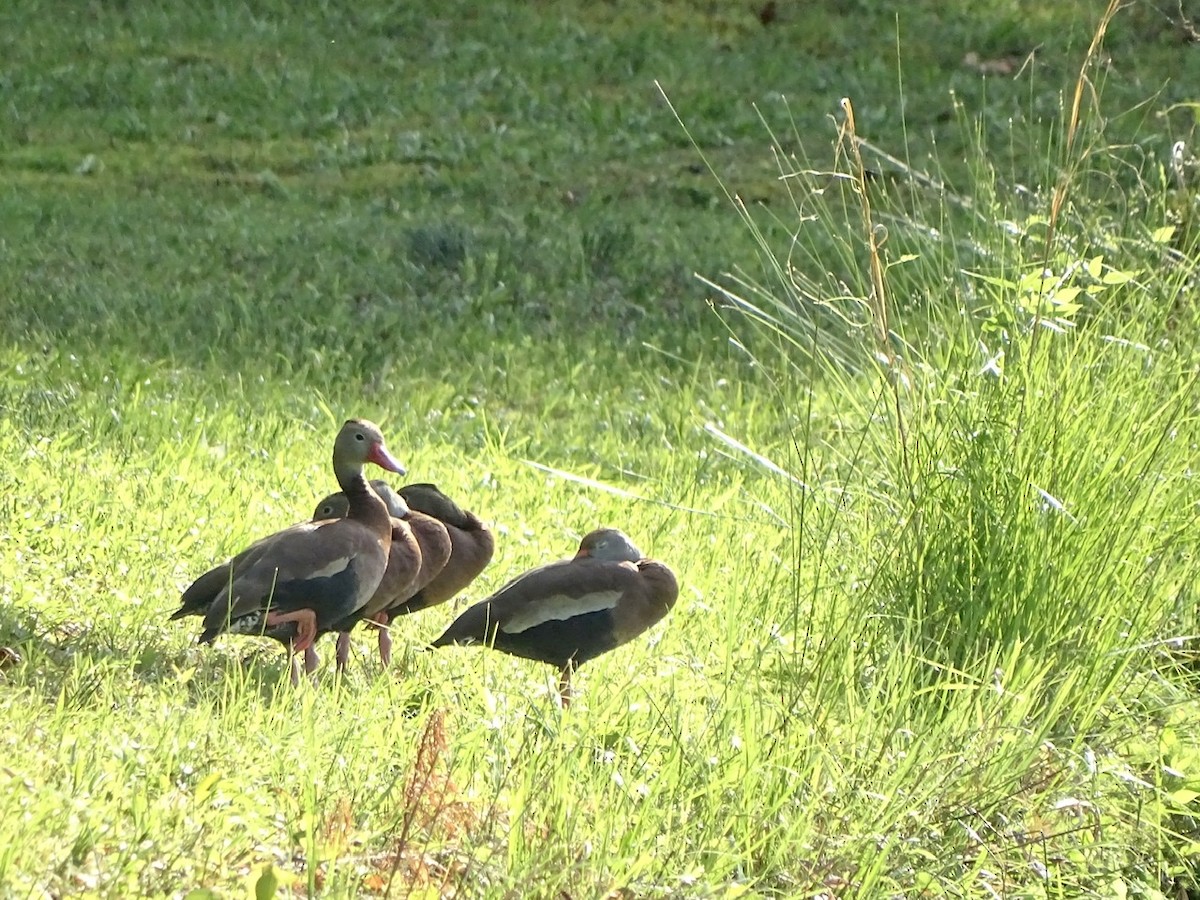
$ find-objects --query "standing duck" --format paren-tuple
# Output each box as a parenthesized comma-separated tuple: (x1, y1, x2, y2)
(171, 419, 404, 680)
(431, 528, 677, 706)
(391, 483, 494, 615)
(309, 481, 452, 672)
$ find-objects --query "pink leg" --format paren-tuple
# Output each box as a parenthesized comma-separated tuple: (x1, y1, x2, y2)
(335, 631, 352, 672)
(304, 645, 320, 674)
(558, 666, 573, 709)
(373, 612, 393, 668)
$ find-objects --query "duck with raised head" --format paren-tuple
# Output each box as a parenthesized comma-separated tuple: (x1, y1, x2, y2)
(430, 528, 677, 706)
(171, 419, 405, 682)
(308, 480, 452, 672)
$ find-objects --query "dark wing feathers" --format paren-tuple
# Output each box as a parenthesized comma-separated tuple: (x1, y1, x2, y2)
(433, 559, 637, 648)
(610, 560, 679, 642)
(492, 558, 641, 619)
(172, 564, 233, 620)
(185, 518, 387, 642)
(432, 554, 678, 670)
(451, 607, 622, 670)
(172, 526, 296, 619)
(198, 563, 365, 644)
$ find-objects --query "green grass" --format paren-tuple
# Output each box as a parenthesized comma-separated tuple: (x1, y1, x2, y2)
(3, 0, 1200, 897)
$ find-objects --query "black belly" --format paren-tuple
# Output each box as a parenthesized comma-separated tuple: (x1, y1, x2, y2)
(492, 608, 621, 670)
(200, 566, 363, 645)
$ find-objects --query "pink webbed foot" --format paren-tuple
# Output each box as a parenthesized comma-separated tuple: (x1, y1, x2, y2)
(266, 608, 318, 654)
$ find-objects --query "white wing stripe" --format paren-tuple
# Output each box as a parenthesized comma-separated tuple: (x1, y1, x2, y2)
(503, 590, 622, 634)
(309, 557, 352, 579)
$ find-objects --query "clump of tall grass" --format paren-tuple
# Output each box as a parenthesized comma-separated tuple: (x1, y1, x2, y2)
(676, 0, 1200, 891)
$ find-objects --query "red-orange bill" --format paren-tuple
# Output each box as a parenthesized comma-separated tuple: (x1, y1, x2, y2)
(369, 442, 406, 475)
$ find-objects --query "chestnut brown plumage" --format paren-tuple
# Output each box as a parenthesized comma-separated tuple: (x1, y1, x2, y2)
(309, 481, 452, 672)
(431, 528, 677, 706)
(171, 419, 405, 683)
(393, 482, 494, 615)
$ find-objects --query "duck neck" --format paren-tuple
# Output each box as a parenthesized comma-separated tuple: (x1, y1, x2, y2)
(436, 499, 477, 530)
(336, 462, 390, 532)
(413, 491, 479, 530)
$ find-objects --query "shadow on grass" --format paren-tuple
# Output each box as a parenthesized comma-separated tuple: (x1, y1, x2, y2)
(1, 597, 442, 716)
(0, 601, 290, 705)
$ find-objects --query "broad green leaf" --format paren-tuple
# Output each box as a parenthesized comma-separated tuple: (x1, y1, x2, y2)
(1018, 269, 1052, 293)
(1102, 269, 1140, 285)
(1170, 788, 1200, 806)
(253, 864, 287, 900)
(1050, 286, 1082, 306)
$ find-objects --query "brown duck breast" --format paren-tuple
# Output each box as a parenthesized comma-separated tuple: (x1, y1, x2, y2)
(391, 482, 494, 616)
(309, 480, 452, 671)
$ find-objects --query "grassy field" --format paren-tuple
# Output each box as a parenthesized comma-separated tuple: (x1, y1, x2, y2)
(2, 0, 1200, 896)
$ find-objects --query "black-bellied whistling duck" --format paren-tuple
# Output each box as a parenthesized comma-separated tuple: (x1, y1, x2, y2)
(392, 483, 494, 615)
(171, 419, 404, 683)
(309, 481, 452, 672)
(431, 528, 678, 707)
